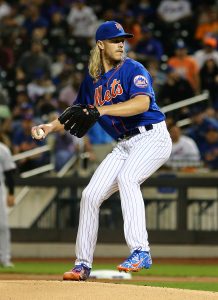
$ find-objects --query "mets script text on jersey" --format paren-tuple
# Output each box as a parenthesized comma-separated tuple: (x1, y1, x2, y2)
(94, 79, 123, 106)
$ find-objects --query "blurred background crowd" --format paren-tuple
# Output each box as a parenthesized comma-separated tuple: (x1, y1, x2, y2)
(0, 0, 218, 173)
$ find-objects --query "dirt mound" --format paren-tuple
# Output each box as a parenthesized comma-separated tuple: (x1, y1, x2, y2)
(0, 280, 217, 300)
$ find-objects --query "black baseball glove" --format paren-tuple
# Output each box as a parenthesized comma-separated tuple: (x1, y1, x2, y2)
(58, 104, 100, 138)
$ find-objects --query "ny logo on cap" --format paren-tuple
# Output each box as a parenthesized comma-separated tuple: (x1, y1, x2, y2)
(115, 22, 123, 31)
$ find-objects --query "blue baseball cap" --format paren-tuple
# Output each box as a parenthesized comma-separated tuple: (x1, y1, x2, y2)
(95, 21, 133, 42)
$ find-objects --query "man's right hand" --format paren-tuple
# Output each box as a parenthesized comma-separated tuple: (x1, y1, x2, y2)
(31, 119, 64, 140)
(31, 124, 53, 140)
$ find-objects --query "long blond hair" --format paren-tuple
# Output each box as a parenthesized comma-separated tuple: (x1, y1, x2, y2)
(88, 45, 102, 81)
(88, 43, 127, 81)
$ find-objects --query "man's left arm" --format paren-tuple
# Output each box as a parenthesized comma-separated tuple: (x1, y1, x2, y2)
(97, 95, 150, 117)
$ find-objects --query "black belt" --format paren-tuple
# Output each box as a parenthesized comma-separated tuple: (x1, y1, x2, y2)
(117, 124, 153, 141)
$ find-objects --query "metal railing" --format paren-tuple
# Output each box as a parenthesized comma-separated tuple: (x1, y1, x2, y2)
(13, 145, 51, 162)
(11, 144, 78, 214)
(161, 91, 209, 114)
(161, 91, 209, 128)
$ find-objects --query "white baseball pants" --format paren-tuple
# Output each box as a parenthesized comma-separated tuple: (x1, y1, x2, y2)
(75, 121, 172, 267)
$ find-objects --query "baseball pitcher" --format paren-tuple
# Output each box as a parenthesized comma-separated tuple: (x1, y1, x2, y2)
(32, 21, 172, 281)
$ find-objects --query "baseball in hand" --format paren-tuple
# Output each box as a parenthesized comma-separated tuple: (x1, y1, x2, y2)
(33, 128, 45, 140)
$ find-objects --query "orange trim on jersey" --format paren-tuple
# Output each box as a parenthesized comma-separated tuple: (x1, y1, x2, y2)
(112, 118, 122, 134)
(130, 92, 151, 99)
(118, 117, 128, 131)
(106, 60, 125, 89)
(101, 59, 127, 134)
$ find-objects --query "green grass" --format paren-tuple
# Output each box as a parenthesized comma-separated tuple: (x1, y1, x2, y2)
(94, 264, 218, 277)
(0, 262, 71, 274)
(1, 262, 218, 277)
(137, 264, 218, 277)
(123, 281, 218, 292)
(1, 262, 218, 292)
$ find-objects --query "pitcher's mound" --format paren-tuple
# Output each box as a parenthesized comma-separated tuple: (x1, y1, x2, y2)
(0, 280, 217, 300)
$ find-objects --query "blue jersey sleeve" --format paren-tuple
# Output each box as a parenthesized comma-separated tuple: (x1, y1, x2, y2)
(127, 63, 154, 99)
(74, 73, 94, 105)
